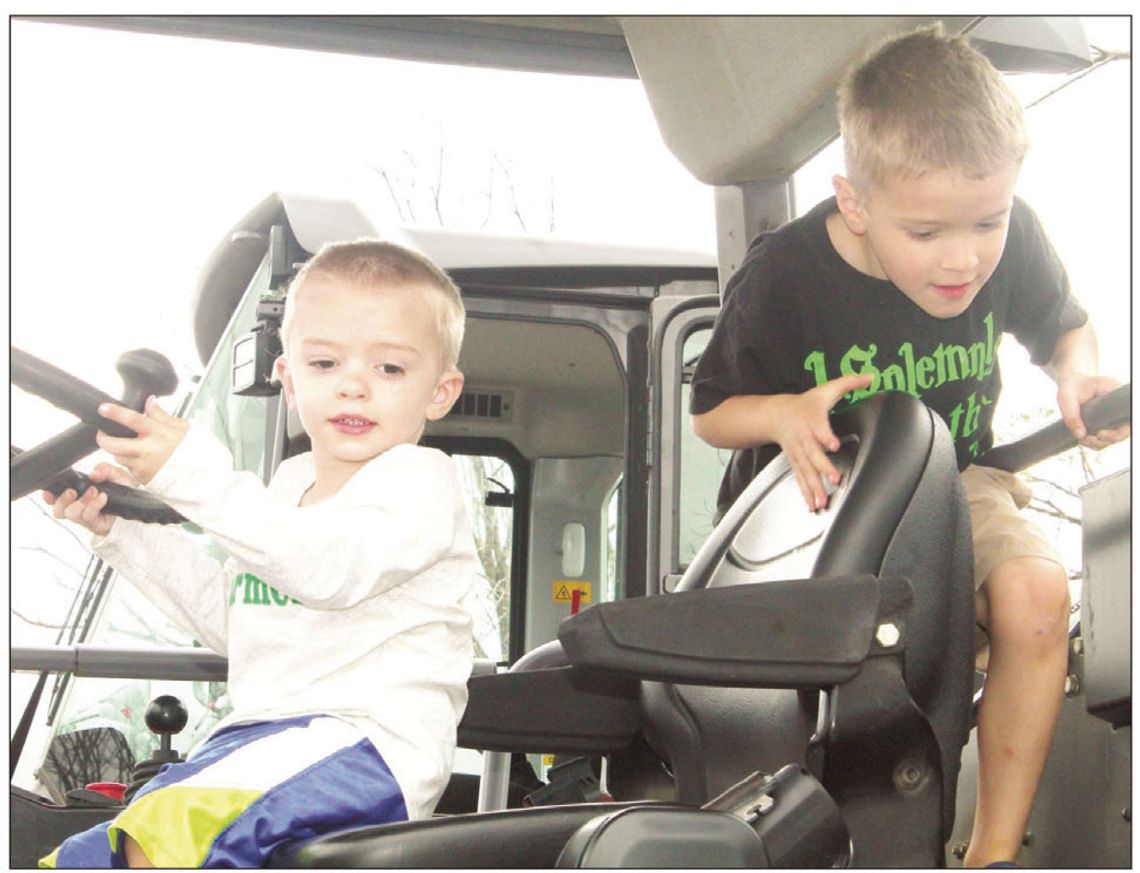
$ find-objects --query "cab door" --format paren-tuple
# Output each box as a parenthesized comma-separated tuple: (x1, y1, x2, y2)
(647, 294, 725, 598)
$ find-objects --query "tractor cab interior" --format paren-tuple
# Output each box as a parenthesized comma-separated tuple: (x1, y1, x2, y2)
(10, 14, 1131, 870)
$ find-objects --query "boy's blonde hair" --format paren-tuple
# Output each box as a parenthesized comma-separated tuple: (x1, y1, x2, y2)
(838, 23, 1029, 191)
(282, 238, 466, 369)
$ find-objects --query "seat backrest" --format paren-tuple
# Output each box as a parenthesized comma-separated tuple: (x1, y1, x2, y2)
(633, 392, 975, 851)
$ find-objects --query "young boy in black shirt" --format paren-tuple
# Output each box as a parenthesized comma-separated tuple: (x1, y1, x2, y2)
(691, 24, 1128, 866)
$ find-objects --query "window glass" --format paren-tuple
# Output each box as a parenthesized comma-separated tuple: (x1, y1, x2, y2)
(83, 258, 274, 652)
(29, 674, 229, 801)
(677, 326, 733, 567)
(26, 262, 278, 790)
(183, 258, 277, 480)
(450, 453, 515, 663)
(604, 483, 621, 603)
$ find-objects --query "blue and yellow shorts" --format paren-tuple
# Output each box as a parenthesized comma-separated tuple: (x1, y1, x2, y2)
(41, 714, 407, 868)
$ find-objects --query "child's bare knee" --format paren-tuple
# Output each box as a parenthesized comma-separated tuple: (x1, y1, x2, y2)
(123, 834, 154, 868)
(986, 557, 1069, 648)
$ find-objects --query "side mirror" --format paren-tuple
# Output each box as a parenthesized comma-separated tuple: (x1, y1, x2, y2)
(232, 297, 284, 396)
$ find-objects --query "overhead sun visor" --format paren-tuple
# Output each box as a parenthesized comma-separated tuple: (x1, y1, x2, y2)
(967, 16, 1093, 73)
(619, 16, 957, 186)
(620, 15, 1091, 186)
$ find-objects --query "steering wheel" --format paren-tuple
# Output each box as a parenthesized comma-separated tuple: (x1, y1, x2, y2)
(11, 347, 186, 524)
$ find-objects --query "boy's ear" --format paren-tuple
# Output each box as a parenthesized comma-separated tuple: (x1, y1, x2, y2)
(426, 369, 465, 422)
(832, 174, 869, 236)
(274, 356, 297, 409)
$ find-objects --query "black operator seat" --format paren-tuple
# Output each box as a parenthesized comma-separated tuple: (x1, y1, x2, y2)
(277, 391, 974, 868)
(631, 390, 975, 865)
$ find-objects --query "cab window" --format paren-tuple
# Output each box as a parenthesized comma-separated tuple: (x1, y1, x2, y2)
(450, 452, 515, 663)
(184, 258, 278, 481)
(677, 325, 733, 567)
(22, 261, 282, 789)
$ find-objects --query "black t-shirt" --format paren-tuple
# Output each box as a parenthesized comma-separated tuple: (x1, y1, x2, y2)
(690, 196, 1088, 516)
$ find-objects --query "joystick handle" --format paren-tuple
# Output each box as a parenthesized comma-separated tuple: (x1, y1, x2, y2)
(123, 695, 189, 805)
(116, 349, 180, 410)
(145, 694, 189, 755)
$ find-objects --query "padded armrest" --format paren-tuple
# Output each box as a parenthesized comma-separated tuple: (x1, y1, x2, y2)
(556, 807, 770, 867)
(275, 802, 656, 868)
(458, 667, 640, 753)
(559, 575, 912, 687)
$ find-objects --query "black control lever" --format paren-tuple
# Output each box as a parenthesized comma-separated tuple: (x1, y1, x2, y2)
(11, 347, 181, 507)
(123, 695, 189, 804)
(11, 348, 177, 438)
(975, 383, 1131, 473)
(50, 465, 186, 524)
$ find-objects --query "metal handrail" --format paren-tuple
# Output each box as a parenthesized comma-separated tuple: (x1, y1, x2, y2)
(11, 645, 496, 682)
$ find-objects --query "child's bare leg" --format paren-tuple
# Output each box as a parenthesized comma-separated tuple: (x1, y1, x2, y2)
(964, 556, 1069, 867)
(123, 834, 154, 868)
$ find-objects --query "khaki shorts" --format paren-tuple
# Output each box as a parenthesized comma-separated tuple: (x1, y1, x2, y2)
(961, 464, 1065, 671)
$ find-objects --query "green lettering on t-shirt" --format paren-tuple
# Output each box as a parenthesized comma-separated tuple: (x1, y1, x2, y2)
(800, 309, 1000, 459)
(803, 349, 829, 386)
(230, 572, 295, 608)
(880, 362, 907, 392)
(244, 574, 270, 605)
(938, 343, 969, 384)
(839, 344, 880, 401)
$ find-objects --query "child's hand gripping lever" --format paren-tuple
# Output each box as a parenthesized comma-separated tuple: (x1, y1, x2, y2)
(11, 347, 186, 523)
(113, 348, 181, 414)
(974, 382, 1131, 473)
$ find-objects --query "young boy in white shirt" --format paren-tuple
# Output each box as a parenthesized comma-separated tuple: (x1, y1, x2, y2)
(42, 239, 478, 867)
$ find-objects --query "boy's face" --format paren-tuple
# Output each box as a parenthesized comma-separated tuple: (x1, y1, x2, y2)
(276, 278, 462, 478)
(832, 164, 1020, 318)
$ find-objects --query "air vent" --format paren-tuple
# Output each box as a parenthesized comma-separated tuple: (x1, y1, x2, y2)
(448, 390, 513, 422)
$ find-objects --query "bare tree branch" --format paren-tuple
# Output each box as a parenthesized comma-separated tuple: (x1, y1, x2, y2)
(24, 498, 95, 554)
(12, 608, 68, 630)
(547, 174, 556, 234)
(480, 164, 495, 229)
(373, 165, 412, 223)
(493, 153, 528, 231)
(1026, 49, 1130, 110)
(15, 545, 87, 581)
(1079, 446, 1096, 483)
(1027, 500, 1081, 526)
(401, 150, 424, 223)
(1024, 472, 1081, 500)
(432, 131, 446, 225)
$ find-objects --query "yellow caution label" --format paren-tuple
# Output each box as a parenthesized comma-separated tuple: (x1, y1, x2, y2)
(553, 580, 592, 603)
(543, 754, 555, 767)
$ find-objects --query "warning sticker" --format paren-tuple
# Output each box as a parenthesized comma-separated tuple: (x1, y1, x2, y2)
(553, 580, 592, 604)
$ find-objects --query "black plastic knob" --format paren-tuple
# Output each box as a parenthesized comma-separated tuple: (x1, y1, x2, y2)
(116, 349, 179, 410)
(122, 695, 189, 804)
(144, 694, 188, 737)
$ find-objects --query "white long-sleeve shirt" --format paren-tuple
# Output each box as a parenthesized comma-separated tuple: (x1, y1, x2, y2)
(92, 427, 476, 819)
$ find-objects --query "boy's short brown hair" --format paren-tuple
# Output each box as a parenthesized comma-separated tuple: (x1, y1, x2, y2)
(838, 23, 1029, 190)
(282, 238, 466, 369)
